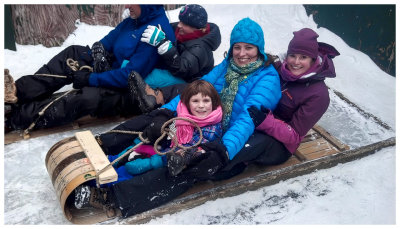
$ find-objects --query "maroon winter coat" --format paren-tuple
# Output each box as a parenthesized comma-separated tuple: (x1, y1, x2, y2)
(256, 42, 340, 153)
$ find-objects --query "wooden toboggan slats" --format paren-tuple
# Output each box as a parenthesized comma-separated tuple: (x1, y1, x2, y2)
(45, 124, 354, 224)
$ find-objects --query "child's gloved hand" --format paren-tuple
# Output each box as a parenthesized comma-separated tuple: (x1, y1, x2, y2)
(141, 25, 167, 47)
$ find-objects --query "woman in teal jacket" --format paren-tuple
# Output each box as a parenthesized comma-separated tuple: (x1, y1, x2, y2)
(163, 17, 281, 160)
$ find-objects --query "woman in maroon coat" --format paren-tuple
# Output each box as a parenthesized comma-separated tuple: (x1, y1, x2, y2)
(246, 28, 340, 161)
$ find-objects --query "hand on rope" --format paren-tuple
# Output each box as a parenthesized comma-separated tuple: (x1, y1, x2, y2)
(72, 70, 91, 89)
(66, 58, 93, 89)
(142, 108, 175, 144)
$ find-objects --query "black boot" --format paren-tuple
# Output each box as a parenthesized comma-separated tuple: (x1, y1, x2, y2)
(128, 71, 158, 113)
(74, 185, 91, 209)
(74, 185, 116, 217)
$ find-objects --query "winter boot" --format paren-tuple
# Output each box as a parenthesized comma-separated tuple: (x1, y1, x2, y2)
(128, 71, 162, 113)
(74, 185, 116, 217)
(4, 69, 18, 104)
(74, 185, 91, 209)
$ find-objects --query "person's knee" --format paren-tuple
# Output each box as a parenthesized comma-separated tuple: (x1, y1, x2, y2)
(249, 133, 292, 165)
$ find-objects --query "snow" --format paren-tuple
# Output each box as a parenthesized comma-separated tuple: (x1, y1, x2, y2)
(2, 4, 397, 225)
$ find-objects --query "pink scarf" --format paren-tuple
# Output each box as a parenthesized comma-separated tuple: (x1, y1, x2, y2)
(174, 101, 223, 145)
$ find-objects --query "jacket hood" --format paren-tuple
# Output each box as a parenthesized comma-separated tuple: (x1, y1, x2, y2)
(201, 23, 221, 51)
(279, 42, 340, 82)
(136, 5, 166, 25)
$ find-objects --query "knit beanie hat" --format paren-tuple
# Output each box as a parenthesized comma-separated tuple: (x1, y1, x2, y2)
(179, 4, 208, 29)
(228, 18, 268, 62)
(287, 28, 319, 59)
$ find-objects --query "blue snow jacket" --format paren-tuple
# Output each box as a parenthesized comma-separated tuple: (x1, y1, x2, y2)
(163, 59, 281, 160)
(89, 5, 175, 88)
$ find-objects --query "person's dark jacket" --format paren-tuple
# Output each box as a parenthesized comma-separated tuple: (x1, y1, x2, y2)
(158, 22, 221, 82)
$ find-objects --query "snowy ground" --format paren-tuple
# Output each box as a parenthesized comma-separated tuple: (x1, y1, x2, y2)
(2, 4, 397, 225)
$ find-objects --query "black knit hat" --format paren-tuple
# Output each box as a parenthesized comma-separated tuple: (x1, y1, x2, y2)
(178, 4, 208, 29)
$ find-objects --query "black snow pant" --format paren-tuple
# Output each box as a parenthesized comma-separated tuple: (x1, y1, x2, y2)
(159, 83, 187, 103)
(99, 122, 292, 217)
(7, 45, 140, 130)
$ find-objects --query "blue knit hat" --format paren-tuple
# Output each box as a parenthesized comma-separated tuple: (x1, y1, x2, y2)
(227, 18, 268, 62)
(179, 4, 208, 29)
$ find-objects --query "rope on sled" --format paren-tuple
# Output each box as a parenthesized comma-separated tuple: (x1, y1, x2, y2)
(23, 59, 93, 138)
(34, 58, 93, 78)
(153, 117, 203, 155)
(94, 117, 203, 187)
(66, 58, 93, 72)
(23, 89, 78, 138)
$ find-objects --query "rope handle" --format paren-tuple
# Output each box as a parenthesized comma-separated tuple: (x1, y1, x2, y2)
(153, 117, 203, 155)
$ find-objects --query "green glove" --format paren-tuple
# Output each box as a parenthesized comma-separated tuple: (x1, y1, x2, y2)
(141, 25, 166, 47)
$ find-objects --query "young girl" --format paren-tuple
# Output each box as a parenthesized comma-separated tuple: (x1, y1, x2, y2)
(118, 79, 223, 177)
(74, 80, 223, 209)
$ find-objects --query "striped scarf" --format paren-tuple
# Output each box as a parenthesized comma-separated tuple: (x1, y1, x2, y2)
(221, 58, 263, 131)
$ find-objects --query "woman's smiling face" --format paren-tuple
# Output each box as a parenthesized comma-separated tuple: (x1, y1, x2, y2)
(232, 42, 259, 67)
(286, 53, 314, 76)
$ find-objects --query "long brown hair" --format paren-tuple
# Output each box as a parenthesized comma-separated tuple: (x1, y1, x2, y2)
(180, 80, 222, 112)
